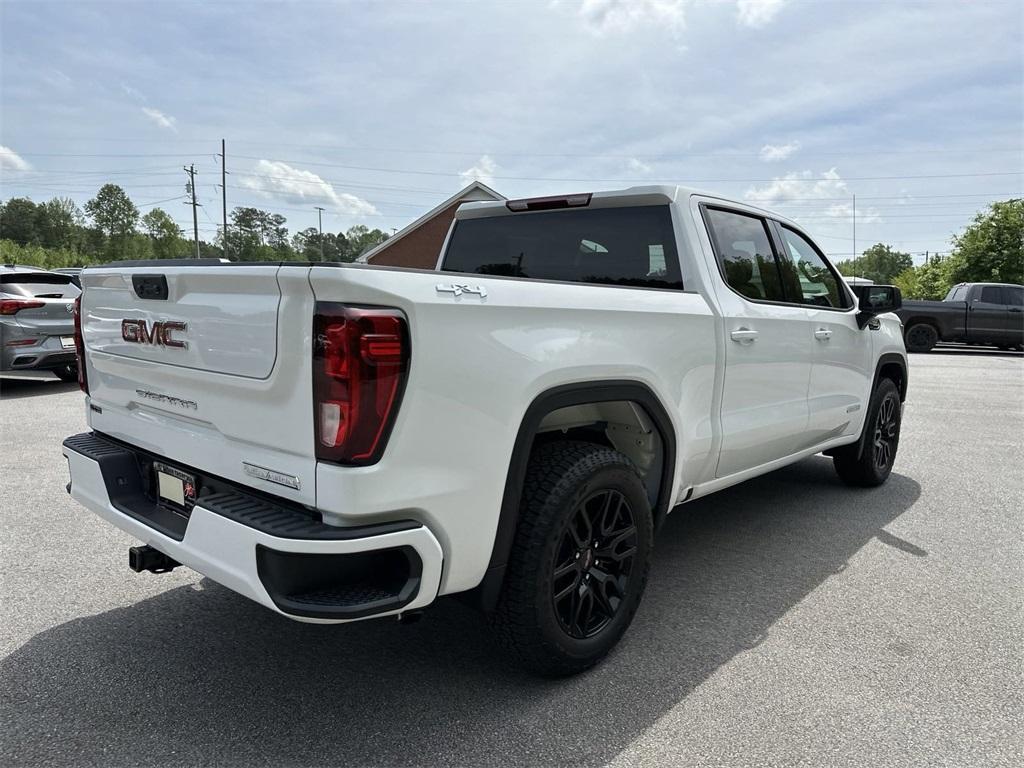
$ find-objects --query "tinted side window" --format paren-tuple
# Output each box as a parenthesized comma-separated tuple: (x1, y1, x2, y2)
(778, 226, 852, 309)
(704, 208, 787, 302)
(979, 286, 1004, 304)
(442, 205, 682, 289)
(1006, 287, 1023, 306)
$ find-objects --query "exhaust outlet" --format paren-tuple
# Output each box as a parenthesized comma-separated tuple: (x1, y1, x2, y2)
(128, 545, 180, 574)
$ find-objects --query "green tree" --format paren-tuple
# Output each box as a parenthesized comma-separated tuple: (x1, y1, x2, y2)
(37, 197, 84, 250)
(141, 207, 187, 259)
(947, 199, 1023, 285)
(836, 243, 913, 284)
(893, 256, 957, 300)
(84, 184, 139, 257)
(342, 225, 388, 262)
(0, 197, 42, 246)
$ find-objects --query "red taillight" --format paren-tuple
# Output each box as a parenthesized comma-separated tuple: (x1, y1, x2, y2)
(73, 295, 88, 394)
(313, 304, 409, 465)
(0, 298, 46, 315)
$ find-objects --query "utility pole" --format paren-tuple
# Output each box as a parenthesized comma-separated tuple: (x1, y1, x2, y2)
(220, 139, 229, 258)
(314, 206, 326, 261)
(184, 164, 200, 258)
(852, 193, 857, 277)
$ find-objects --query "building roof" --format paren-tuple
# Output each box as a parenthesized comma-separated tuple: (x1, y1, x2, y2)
(357, 180, 505, 263)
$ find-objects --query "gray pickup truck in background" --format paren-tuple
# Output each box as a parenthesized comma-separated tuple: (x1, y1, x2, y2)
(897, 282, 1024, 352)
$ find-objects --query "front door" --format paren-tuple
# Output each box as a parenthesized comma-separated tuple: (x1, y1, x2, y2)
(773, 223, 874, 443)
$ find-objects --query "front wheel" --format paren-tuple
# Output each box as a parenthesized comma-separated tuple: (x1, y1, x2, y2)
(490, 441, 653, 676)
(833, 378, 902, 487)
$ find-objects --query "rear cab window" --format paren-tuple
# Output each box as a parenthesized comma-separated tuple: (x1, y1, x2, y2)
(441, 205, 683, 289)
(0, 272, 80, 299)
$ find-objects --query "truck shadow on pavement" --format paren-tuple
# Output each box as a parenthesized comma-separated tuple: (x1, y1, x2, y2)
(1, 457, 921, 767)
(0, 375, 79, 401)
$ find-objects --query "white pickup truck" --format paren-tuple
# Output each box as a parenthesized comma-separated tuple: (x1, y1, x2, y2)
(63, 185, 907, 675)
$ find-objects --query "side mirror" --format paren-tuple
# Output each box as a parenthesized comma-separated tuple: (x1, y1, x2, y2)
(852, 284, 902, 329)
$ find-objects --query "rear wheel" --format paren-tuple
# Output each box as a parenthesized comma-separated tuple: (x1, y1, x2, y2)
(904, 323, 937, 353)
(490, 441, 653, 676)
(833, 378, 902, 487)
(53, 364, 78, 383)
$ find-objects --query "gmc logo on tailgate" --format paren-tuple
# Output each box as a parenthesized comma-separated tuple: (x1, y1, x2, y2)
(121, 319, 188, 349)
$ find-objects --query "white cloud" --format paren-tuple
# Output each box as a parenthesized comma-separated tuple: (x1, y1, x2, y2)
(736, 0, 788, 28)
(0, 145, 32, 172)
(564, 0, 785, 34)
(459, 155, 498, 187)
(759, 140, 800, 162)
(121, 83, 146, 102)
(627, 157, 653, 174)
(41, 69, 72, 89)
(240, 159, 378, 216)
(571, 0, 688, 35)
(745, 168, 882, 223)
(141, 107, 177, 131)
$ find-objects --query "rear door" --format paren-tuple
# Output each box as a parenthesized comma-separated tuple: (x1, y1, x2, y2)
(772, 223, 873, 443)
(701, 205, 813, 478)
(81, 263, 319, 506)
(967, 285, 1010, 344)
(1006, 286, 1024, 346)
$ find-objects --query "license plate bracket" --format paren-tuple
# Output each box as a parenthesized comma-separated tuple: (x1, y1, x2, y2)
(153, 462, 198, 514)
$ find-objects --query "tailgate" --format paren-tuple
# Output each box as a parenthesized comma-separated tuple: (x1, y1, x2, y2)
(80, 264, 318, 506)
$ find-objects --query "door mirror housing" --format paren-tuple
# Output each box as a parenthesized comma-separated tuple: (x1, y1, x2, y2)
(852, 284, 902, 328)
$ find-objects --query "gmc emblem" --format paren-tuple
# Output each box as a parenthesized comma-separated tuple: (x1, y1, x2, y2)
(121, 319, 188, 349)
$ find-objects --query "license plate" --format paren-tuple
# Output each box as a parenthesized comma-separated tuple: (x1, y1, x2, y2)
(60, 336, 75, 349)
(153, 462, 198, 512)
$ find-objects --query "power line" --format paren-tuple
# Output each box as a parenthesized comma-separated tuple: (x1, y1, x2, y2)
(6, 142, 1022, 159)
(4, 149, 1021, 183)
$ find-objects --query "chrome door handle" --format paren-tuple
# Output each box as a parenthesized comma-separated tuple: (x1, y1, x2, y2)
(730, 328, 759, 343)
(814, 328, 833, 340)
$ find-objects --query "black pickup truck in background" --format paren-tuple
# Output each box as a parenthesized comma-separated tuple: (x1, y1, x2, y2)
(897, 282, 1024, 352)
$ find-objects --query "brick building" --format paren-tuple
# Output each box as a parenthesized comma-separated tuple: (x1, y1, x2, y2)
(358, 181, 504, 269)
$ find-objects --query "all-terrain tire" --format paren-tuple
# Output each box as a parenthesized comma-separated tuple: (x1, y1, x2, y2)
(490, 440, 654, 676)
(904, 323, 938, 353)
(833, 378, 902, 487)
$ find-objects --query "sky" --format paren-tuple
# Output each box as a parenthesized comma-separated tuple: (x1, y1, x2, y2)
(1, 0, 1021, 262)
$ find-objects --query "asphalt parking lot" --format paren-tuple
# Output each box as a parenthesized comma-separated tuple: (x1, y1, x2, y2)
(1, 349, 1021, 767)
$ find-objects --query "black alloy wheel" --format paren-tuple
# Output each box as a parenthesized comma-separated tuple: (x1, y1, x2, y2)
(832, 377, 902, 487)
(490, 440, 654, 676)
(872, 392, 899, 473)
(551, 489, 637, 639)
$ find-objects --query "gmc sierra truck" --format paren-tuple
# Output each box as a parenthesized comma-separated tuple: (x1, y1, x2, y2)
(63, 186, 908, 675)
(897, 282, 1024, 352)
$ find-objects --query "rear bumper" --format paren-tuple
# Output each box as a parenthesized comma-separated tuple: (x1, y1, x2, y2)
(62, 432, 443, 623)
(1, 340, 76, 372)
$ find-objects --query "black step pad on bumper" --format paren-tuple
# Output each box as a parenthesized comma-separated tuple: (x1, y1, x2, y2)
(62, 432, 420, 541)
